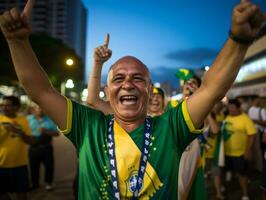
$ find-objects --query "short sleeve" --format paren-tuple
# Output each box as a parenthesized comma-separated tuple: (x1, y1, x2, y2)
(244, 115, 257, 135)
(168, 100, 203, 152)
(58, 98, 106, 149)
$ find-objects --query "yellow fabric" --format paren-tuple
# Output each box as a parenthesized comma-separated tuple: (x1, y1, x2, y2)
(180, 69, 190, 76)
(170, 100, 179, 108)
(0, 115, 31, 168)
(153, 88, 159, 94)
(205, 113, 225, 159)
(114, 121, 163, 199)
(216, 113, 225, 123)
(205, 136, 216, 159)
(58, 97, 72, 134)
(225, 113, 256, 156)
(181, 100, 203, 134)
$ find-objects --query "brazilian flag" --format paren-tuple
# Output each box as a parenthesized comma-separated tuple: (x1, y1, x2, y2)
(175, 68, 195, 81)
(213, 121, 233, 167)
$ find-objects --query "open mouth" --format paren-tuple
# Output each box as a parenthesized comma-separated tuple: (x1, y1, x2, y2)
(151, 102, 159, 106)
(120, 95, 138, 105)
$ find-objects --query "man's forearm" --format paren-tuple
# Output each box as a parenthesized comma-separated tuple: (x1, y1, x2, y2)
(8, 39, 53, 102)
(206, 114, 219, 134)
(18, 130, 35, 145)
(245, 135, 255, 158)
(202, 38, 249, 102)
(253, 120, 266, 127)
(188, 39, 250, 128)
(87, 62, 104, 106)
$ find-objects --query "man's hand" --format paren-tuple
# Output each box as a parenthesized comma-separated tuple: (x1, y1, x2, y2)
(94, 34, 112, 64)
(0, 0, 35, 41)
(2, 122, 23, 137)
(231, 0, 266, 41)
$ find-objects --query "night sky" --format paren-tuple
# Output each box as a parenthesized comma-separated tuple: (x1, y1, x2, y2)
(82, 0, 266, 88)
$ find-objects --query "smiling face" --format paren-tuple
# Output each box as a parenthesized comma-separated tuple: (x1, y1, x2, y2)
(105, 56, 151, 123)
(148, 93, 164, 116)
(182, 77, 200, 98)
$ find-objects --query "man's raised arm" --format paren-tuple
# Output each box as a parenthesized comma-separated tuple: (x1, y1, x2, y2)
(87, 34, 113, 114)
(0, 0, 67, 130)
(187, 0, 266, 128)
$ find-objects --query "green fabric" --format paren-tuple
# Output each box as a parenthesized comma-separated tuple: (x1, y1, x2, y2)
(65, 100, 199, 200)
(165, 100, 180, 113)
(187, 166, 207, 200)
(175, 68, 195, 81)
(212, 130, 223, 167)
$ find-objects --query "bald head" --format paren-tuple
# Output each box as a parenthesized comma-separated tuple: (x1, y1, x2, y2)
(107, 56, 150, 84)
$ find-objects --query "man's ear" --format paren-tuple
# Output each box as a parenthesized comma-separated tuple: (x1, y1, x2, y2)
(104, 86, 109, 101)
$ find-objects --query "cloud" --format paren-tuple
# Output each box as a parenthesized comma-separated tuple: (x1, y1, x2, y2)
(165, 47, 218, 67)
(150, 66, 180, 88)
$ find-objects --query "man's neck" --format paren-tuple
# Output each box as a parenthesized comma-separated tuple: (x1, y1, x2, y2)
(230, 111, 242, 116)
(114, 116, 146, 133)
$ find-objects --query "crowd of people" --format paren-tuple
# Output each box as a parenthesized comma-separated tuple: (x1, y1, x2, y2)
(0, 0, 266, 200)
(0, 96, 59, 200)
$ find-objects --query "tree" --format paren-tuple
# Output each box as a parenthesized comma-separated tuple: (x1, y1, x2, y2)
(0, 32, 84, 90)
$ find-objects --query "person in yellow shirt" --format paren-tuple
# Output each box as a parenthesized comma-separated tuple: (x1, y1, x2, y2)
(0, 96, 33, 200)
(224, 99, 257, 200)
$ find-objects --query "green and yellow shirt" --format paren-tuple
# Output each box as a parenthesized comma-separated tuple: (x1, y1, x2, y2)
(61, 98, 201, 199)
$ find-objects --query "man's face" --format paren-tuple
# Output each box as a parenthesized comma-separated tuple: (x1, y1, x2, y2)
(182, 78, 199, 98)
(32, 105, 44, 118)
(148, 94, 164, 115)
(106, 57, 151, 122)
(2, 99, 18, 117)
(227, 103, 240, 116)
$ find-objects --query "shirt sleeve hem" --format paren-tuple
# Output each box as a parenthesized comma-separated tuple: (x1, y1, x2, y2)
(57, 97, 73, 135)
(181, 100, 203, 134)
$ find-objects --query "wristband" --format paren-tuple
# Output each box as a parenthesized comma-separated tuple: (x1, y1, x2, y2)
(228, 30, 253, 45)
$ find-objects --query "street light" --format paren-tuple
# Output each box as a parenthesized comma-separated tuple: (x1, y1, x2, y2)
(204, 66, 210, 71)
(66, 58, 74, 66)
(61, 79, 74, 95)
(65, 79, 74, 89)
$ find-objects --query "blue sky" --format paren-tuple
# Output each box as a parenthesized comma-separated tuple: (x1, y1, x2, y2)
(82, 0, 266, 88)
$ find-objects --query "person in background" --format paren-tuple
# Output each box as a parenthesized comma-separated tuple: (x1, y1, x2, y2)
(166, 68, 201, 111)
(148, 87, 166, 117)
(236, 96, 251, 113)
(176, 72, 208, 200)
(248, 95, 266, 199)
(224, 99, 257, 200)
(27, 104, 59, 191)
(0, 96, 33, 200)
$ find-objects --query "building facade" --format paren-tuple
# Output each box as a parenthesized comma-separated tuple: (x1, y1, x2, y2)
(227, 33, 266, 98)
(0, 0, 87, 62)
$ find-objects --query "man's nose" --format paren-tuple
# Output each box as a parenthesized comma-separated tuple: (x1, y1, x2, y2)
(122, 78, 134, 90)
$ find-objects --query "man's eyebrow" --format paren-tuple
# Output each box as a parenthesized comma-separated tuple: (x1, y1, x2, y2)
(133, 73, 145, 76)
(112, 73, 124, 77)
